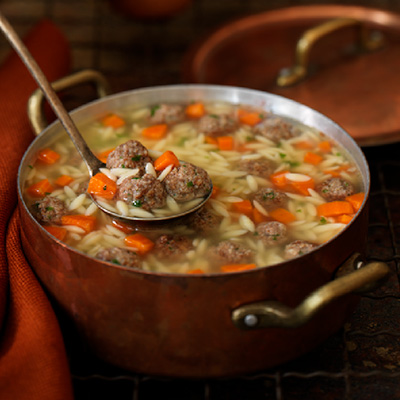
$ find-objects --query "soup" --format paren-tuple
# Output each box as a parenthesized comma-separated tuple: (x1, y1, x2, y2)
(23, 100, 364, 274)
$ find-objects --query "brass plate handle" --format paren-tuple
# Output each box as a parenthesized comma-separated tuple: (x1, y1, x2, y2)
(277, 17, 385, 87)
(232, 253, 390, 330)
(27, 69, 111, 136)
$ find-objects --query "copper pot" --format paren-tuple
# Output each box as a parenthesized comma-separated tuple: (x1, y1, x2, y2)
(17, 71, 389, 377)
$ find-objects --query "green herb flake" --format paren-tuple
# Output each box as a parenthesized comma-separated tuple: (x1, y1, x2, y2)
(150, 105, 160, 116)
(320, 217, 327, 224)
(132, 200, 142, 208)
(111, 259, 121, 265)
(28, 164, 33, 169)
(45, 206, 54, 211)
(279, 153, 286, 159)
(187, 181, 194, 188)
(131, 155, 142, 162)
(103, 185, 107, 190)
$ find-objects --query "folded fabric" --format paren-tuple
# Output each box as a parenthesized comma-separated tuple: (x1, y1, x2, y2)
(0, 19, 74, 400)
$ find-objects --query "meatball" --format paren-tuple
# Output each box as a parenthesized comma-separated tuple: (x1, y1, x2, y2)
(96, 247, 142, 268)
(117, 173, 167, 211)
(208, 240, 254, 265)
(188, 207, 222, 234)
(284, 240, 317, 260)
(254, 117, 297, 143)
(163, 162, 212, 202)
(34, 196, 68, 224)
(316, 177, 355, 201)
(252, 188, 288, 210)
(238, 158, 276, 178)
(256, 221, 287, 246)
(106, 140, 152, 172)
(153, 234, 194, 262)
(149, 103, 185, 124)
(198, 114, 237, 137)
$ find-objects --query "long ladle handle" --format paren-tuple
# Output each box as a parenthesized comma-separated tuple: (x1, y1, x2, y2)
(0, 12, 103, 176)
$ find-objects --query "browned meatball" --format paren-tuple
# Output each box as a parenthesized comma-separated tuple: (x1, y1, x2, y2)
(238, 158, 276, 178)
(163, 162, 212, 202)
(96, 247, 142, 268)
(188, 207, 222, 234)
(284, 240, 317, 260)
(154, 234, 194, 261)
(208, 240, 254, 265)
(254, 117, 297, 143)
(117, 173, 167, 210)
(252, 188, 288, 210)
(34, 196, 68, 224)
(256, 221, 287, 246)
(316, 177, 355, 201)
(198, 114, 237, 137)
(106, 140, 152, 172)
(149, 104, 185, 124)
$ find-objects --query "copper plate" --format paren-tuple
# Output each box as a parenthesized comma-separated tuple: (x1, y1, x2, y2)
(183, 5, 400, 146)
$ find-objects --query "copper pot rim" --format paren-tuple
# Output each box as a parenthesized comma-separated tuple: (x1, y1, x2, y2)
(17, 83, 371, 278)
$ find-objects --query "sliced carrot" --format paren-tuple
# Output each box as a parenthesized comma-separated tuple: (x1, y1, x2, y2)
(111, 219, 135, 234)
(188, 268, 205, 274)
(205, 136, 218, 145)
(43, 226, 67, 241)
(101, 113, 125, 128)
(232, 199, 253, 217)
(185, 102, 205, 118)
(237, 109, 263, 126)
(217, 136, 234, 151)
(154, 150, 180, 171)
(54, 175, 74, 187)
(270, 170, 290, 189)
(26, 179, 54, 198)
(335, 214, 354, 224)
(87, 173, 117, 200)
(221, 263, 256, 273)
(37, 148, 60, 165)
(317, 201, 354, 217)
(124, 233, 154, 255)
(211, 185, 220, 199)
(289, 176, 315, 196)
(61, 215, 97, 233)
(252, 207, 269, 224)
(318, 141, 332, 153)
(323, 164, 350, 178)
(269, 208, 296, 224)
(304, 151, 323, 165)
(97, 148, 115, 163)
(345, 192, 365, 212)
(142, 124, 168, 139)
(294, 141, 315, 150)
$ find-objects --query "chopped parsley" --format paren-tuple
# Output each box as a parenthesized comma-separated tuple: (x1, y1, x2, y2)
(131, 155, 142, 162)
(103, 185, 107, 190)
(150, 105, 160, 116)
(45, 206, 54, 211)
(28, 164, 33, 169)
(132, 200, 142, 208)
(319, 217, 327, 224)
(279, 153, 286, 159)
(111, 259, 121, 265)
(187, 181, 194, 188)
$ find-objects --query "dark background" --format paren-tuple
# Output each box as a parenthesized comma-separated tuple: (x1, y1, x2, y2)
(1, 0, 399, 399)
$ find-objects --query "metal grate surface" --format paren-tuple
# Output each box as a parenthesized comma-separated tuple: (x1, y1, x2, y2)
(0, 0, 399, 398)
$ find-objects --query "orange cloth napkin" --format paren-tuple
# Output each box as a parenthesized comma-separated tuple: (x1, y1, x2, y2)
(0, 20, 74, 400)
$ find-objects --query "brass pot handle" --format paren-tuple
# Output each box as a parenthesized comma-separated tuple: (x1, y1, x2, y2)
(276, 17, 385, 87)
(232, 253, 390, 330)
(27, 69, 111, 136)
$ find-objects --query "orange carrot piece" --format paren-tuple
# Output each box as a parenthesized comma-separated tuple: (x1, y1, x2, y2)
(294, 141, 315, 150)
(54, 175, 74, 187)
(304, 151, 323, 165)
(111, 219, 135, 234)
(217, 136, 234, 151)
(124, 233, 154, 255)
(43, 226, 67, 241)
(211, 185, 220, 198)
(270, 170, 289, 189)
(252, 207, 269, 224)
(154, 150, 180, 171)
(323, 164, 350, 178)
(232, 199, 253, 217)
(188, 268, 205, 274)
(205, 136, 218, 145)
(269, 208, 296, 224)
(318, 141, 332, 153)
(87, 173, 117, 200)
(185, 102, 205, 118)
(290, 177, 315, 196)
(26, 179, 54, 198)
(97, 148, 115, 163)
(101, 113, 125, 128)
(317, 201, 354, 217)
(61, 215, 97, 233)
(221, 263, 256, 273)
(237, 109, 262, 126)
(335, 214, 354, 224)
(345, 192, 365, 212)
(142, 123, 168, 139)
(37, 148, 60, 165)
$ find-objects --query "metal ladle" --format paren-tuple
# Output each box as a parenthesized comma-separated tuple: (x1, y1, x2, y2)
(0, 12, 211, 223)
